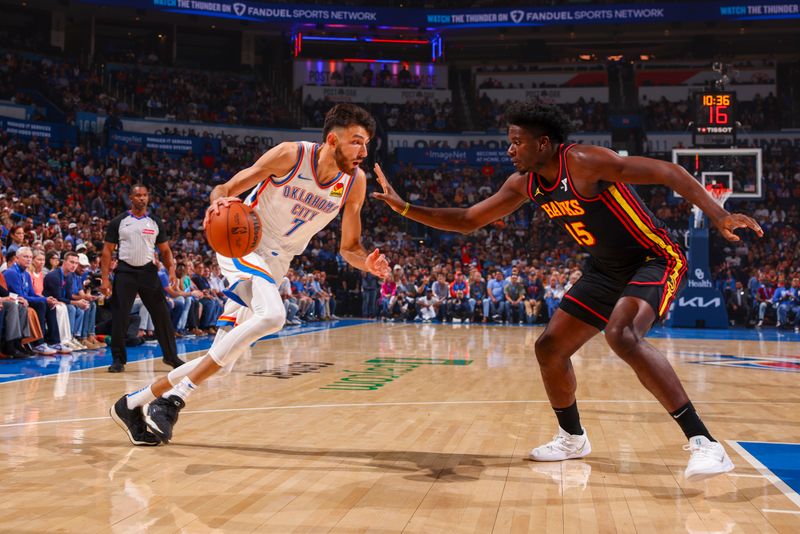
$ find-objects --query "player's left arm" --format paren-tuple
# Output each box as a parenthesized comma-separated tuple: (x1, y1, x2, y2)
(339, 169, 391, 279)
(570, 145, 764, 242)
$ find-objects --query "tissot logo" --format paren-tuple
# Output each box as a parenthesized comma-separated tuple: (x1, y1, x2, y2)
(510, 10, 525, 23)
(233, 3, 246, 17)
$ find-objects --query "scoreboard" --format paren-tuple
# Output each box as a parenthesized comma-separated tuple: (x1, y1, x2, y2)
(692, 91, 737, 146)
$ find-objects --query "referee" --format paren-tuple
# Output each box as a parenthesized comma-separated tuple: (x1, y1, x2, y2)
(100, 184, 185, 373)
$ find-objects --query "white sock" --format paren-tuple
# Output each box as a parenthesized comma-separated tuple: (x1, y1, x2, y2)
(126, 386, 156, 409)
(163, 377, 197, 401)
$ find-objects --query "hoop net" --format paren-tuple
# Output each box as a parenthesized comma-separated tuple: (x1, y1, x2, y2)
(693, 184, 732, 228)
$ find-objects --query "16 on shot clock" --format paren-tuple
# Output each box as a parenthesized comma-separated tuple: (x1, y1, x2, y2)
(693, 91, 737, 146)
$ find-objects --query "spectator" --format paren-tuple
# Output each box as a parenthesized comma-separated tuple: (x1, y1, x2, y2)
(726, 280, 751, 327)
(504, 274, 526, 324)
(3, 247, 61, 354)
(484, 270, 507, 322)
(415, 288, 437, 322)
(361, 271, 378, 318)
(544, 275, 565, 320)
(278, 272, 301, 325)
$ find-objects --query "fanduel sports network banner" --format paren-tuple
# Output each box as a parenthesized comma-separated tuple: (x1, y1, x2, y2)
(0, 119, 77, 147)
(77, 1, 800, 28)
(108, 130, 221, 154)
(479, 87, 608, 104)
(302, 86, 451, 105)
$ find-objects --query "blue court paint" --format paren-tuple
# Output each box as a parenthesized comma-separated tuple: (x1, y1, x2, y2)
(647, 326, 800, 342)
(733, 441, 800, 504)
(0, 319, 370, 385)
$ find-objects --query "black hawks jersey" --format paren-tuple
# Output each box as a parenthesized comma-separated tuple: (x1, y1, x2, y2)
(528, 144, 686, 275)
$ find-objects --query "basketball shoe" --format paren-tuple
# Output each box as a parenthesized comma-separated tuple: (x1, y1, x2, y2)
(110, 396, 160, 446)
(684, 436, 734, 481)
(529, 427, 591, 461)
(144, 395, 185, 443)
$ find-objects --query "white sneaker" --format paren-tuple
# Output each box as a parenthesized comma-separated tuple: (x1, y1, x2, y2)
(684, 436, 734, 482)
(33, 343, 57, 355)
(529, 427, 591, 461)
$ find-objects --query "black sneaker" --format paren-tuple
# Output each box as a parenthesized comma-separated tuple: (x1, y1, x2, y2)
(108, 362, 125, 373)
(110, 396, 160, 446)
(144, 395, 185, 443)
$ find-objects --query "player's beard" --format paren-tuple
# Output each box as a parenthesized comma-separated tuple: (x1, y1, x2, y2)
(334, 144, 358, 173)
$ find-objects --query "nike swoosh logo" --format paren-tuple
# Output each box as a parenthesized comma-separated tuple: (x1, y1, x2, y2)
(672, 407, 689, 419)
(297, 174, 312, 181)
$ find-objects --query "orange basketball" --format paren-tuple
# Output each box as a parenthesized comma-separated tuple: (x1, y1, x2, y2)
(205, 202, 262, 258)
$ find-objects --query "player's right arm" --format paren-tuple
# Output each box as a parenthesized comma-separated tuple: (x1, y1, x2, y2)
(203, 142, 300, 228)
(372, 164, 529, 234)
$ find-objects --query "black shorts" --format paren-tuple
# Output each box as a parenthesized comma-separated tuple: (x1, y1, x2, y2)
(559, 257, 687, 330)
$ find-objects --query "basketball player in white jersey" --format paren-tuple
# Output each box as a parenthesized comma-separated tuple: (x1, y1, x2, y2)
(111, 103, 391, 445)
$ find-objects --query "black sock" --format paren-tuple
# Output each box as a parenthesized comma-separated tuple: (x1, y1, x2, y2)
(670, 401, 715, 442)
(553, 401, 583, 435)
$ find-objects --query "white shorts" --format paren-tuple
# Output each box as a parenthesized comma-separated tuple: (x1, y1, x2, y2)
(217, 251, 291, 309)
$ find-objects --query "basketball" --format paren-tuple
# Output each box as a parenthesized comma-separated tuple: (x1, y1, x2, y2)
(205, 202, 262, 258)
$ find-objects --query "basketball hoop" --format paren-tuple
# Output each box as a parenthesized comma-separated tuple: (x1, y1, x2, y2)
(693, 184, 732, 228)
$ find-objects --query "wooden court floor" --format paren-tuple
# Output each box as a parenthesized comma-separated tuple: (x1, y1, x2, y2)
(2, 322, 800, 533)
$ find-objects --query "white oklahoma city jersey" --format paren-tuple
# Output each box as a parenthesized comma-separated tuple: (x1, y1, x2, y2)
(216, 141, 356, 293)
(246, 141, 356, 256)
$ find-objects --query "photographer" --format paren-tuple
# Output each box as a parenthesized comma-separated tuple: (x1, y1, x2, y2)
(74, 253, 105, 349)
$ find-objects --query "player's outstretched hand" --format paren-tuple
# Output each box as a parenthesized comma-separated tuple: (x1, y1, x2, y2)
(365, 248, 391, 279)
(371, 163, 406, 213)
(714, 213, 764, 242)
(203, 197, 242, 229)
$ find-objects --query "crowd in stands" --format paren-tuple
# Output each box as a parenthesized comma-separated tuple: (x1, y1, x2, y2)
(107, 65, 293, 126)
(302, 95, 457, 131)
(478, 77, 604, 89)
(0, 52, 106, 124)
(476, 94, 608, 131)
(317, 63, 434, 89)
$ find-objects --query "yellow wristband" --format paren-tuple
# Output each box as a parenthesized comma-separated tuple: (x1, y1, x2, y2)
(400, 201, 410, 216)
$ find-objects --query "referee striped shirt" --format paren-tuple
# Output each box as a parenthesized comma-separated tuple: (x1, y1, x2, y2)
(105, 211, 168, 267)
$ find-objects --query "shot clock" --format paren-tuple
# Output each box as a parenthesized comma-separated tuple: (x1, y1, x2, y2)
(692, 91, 737, 146)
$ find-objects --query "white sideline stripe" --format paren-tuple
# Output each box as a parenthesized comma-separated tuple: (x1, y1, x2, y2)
(2, 399, 800, 429)
(726, 440, 800, 509)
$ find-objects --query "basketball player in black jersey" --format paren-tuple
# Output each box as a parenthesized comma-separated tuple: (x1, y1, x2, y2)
(373, 102, 763, 481)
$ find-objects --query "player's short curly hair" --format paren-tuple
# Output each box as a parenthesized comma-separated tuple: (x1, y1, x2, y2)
(323, 103, 376, 140)
(505, 101, 572, 143)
